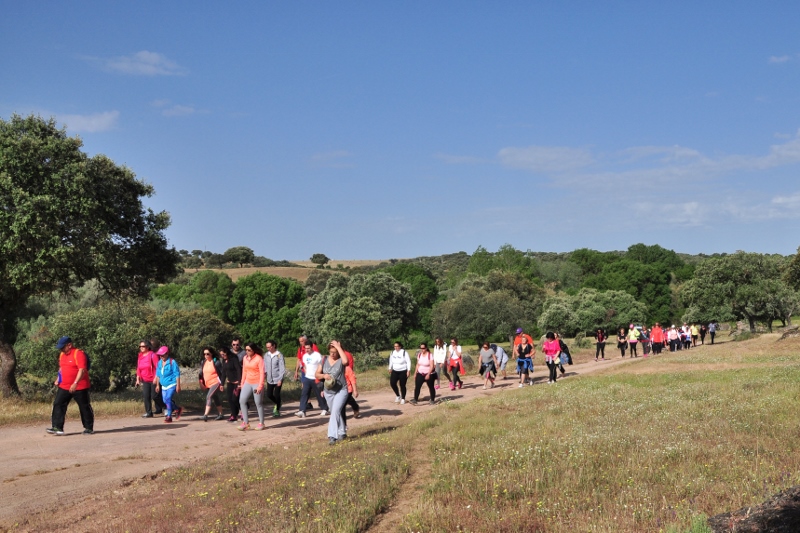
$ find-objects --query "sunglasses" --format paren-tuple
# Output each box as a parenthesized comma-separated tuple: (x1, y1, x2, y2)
(139, 345, 147, 348)
(203, 352, 212, 356)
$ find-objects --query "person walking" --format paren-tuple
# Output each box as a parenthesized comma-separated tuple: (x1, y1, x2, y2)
(264, 340, 285, 418)
(231, 338, 246, 362)
(411, 342, 437, 405)
(668, 325, 680, 352)
(626, 325, 640, 357)
(154, 345, 182, 423)
(478, 342, 499, 389)
(340, 348, 360, 426)
(690, 323, 700, 347)
(555, 333, 571, 376)
(295, 341, 329, 418)
(542, 332, 561, 384)
(135, 340, 164, 418)
(699, 324, 707, 345)
(594, 328, 606, 361)
(316, 340, 351, 445)
(432, 337, 451, 390)
(491, 343, 509, 380)
(448, 337, 466, 390)
(238, 343, 266, 431)
(198, 347, 225, 421)
(46, 336, 94, 436)
(709, 322, 717, 345)
(515, 335, 534, 388)
(650, 323, 665, 355)
(388, 341, 411, 404)
(293, 335, 319, 411)
(219, 347, 242, 422)
(617, 328, 628, 357)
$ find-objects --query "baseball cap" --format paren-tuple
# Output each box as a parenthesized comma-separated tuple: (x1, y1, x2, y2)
(56, 336, 72, 350)
(516, 328, 523, 334)
(156, 346, 169, 356)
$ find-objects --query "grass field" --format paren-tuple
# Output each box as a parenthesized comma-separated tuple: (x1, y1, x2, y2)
(12, 332, 796, 532)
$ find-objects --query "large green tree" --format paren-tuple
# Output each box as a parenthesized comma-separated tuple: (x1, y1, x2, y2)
(0, 115, 179, 396)
(682, 252, 792, 332)
(151, 270, 235, 321)
(301, 272, 417, 351)
(228, 272, 305, 349)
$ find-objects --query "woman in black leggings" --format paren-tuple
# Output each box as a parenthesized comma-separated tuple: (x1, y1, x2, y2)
(617, 328, 627, 358)
(594, 329, 606, 361)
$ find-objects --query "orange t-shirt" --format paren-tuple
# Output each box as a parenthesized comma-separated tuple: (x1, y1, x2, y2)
(202, 360, 220, 388)
(241, 355, 265, 387)
(59, 348, 90, 391)
(513, 334, 535, 351)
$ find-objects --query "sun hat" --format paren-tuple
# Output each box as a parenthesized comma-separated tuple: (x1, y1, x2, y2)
(56, 336, 72, 350)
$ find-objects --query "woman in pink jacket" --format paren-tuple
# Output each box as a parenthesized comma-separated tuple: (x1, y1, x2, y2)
(542, 332, 562, 384)
(134, 340, 164, 417)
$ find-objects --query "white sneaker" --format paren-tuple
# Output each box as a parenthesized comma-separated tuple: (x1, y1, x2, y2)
(320, 410, 328, 416)
(400, 399, 405, 405)
(518, 383, 523, 388)
(295, 411, 306, 418)
(394, 397, 401, 404)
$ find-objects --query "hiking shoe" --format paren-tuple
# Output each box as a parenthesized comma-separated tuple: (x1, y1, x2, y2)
(482, 385, 487, 390)
(429, 400, 436, 406)
(295, 411, 306, 418)
(202, 415, 208, 422)
(227, 416, 236, 422)
(254, 423, 265, 431)
(174, 407, 183, 421)
(448, 382, 454, 390)
(400, 399, 405, 405)
(141, 413, 153, 418)
(456, 382, 462, 390)
(329, 437, 337, 446)
(45, 427, 63, 435)
(394, 396, 401, 404)
(237, 423, 250, 431)
(83, 428, 94, 435)
(353, 410, 361, 419)
(164, 416, 173, 423)
(320, 410, 329, 417)
(410, 399, 417, 405)
(434, 384, 440, 390)
(518, 383, 523, 388)
(215, 414, 225, 421)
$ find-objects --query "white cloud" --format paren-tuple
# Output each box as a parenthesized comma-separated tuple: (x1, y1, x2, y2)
(162, 105, 198, 117)
(769, 55, 791, 64)
(99, 51, 187, 76)
(58, 111, 119, 133)
(498, 145, 594, 173)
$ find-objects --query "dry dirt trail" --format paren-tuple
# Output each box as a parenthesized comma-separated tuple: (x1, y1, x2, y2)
(0, 355, 640, 528)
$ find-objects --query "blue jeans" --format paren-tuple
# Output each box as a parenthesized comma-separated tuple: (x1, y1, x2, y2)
(299, 376, 328, 413)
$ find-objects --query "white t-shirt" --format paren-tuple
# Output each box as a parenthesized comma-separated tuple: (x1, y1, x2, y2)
(388, 349, 411, 371)
(302, 351, 323, 380)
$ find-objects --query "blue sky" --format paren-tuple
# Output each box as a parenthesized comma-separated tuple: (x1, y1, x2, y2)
(3, 2, 800, 259)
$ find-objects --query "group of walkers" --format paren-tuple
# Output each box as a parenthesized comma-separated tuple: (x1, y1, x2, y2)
(592, 321, 720, 361)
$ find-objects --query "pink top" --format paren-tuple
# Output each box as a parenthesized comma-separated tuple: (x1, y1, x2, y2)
(136, 350, 159, 382)
(542, 340, 561, 362)
(417, 352, 434, 374)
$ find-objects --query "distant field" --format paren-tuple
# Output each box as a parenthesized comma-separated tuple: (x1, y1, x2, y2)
(293, 259, 385, 268)
(187, 266, 314, 282)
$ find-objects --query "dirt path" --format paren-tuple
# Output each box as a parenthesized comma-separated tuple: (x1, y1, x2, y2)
(0, 355, 639, 528)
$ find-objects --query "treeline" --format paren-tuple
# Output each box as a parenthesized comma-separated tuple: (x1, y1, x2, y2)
(13, 243, 800, 393)
(177, 246, 297, 269)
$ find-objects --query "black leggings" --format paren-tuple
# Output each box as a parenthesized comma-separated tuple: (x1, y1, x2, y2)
(390, 370, 408, 399)
(546, 361, 558, 382)
(414, 373, 436, 402)
(629, 342, 638, 357)
(595, 342, 605, 359)
(339, 392, 359, 424)
(141, 380, 164, 414)
(450, 366, 462, 387)
(618, 342, 627, 357)
(265, 383, 282, 409)
(226, 382, 240, 418)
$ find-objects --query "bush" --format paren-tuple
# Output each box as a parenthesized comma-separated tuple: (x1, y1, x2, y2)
(353, 351, 387, 372)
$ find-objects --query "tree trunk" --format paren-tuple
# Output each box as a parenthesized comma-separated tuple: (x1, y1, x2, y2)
(748, 317, 756, 333)
(0, 337, 20, 397)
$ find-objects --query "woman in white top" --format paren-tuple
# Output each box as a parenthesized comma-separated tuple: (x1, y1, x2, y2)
(432, 337, 450, 390)
(387, 341, 411, 404)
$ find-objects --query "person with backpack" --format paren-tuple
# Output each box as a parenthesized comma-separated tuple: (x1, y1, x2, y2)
(198, 347, 225, 422)
(432, 337, 451, 390)
(46, 336, 94, 436)
(238, 343, 266, 431)
(478, 341, 499, 390)
(555, 333, 572, 376)
(135, 340, 164, 418)
(542, 332, 562, 384)
(154, 345, 183, 423)
(448, 337, 466, 390)
(388, 341, 411, 403)
(411, 342, 437, 404)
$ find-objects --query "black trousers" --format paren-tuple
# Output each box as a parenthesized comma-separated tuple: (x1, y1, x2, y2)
(339, 392, 359, 424)
(546, 361, 559, 382)
(141, 381, 164, 415)
(226, 382, 241, 418)
(414, 372, 436, 402)
(390, 370, 408, 399)
(265, 383, 282, 409)
(299, 376, 328, 413)
(710, 332, 716, 344)
(595, 342, 605, 358)
(52, 387, 94, 431)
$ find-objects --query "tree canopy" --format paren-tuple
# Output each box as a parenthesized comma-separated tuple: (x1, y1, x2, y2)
(0, 115, 179, 395)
